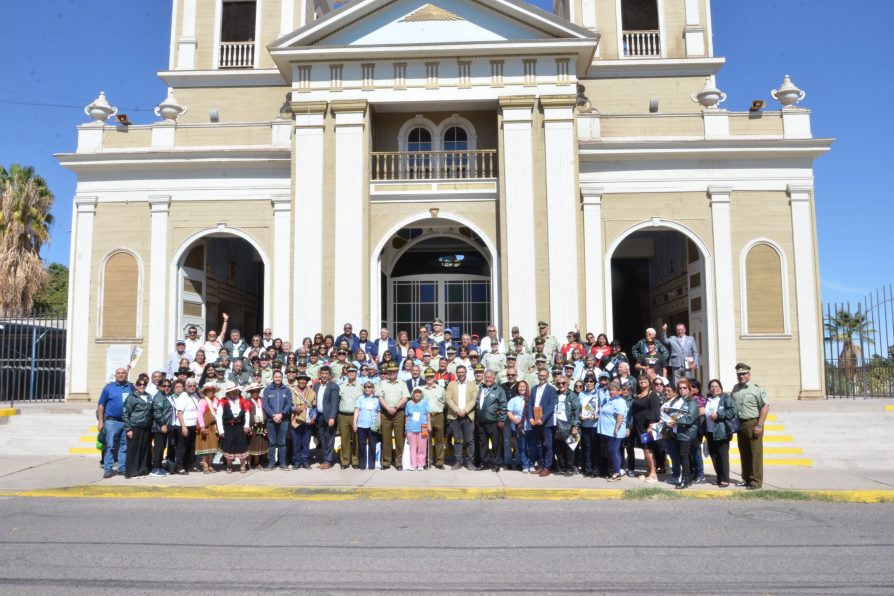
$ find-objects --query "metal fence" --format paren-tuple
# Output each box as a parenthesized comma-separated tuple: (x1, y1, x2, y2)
(824, 284, 894, 398)
(0, 311, 67, 405)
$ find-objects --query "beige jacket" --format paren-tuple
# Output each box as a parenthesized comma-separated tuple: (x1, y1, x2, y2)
(446, 381, 479, 421)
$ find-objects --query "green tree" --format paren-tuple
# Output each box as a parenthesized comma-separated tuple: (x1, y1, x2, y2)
(32, 262, 68, 316)
(0, 164, 54, 315)
(824, 309, 875, 382)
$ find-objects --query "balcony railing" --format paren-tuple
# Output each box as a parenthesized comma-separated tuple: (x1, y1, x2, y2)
(622, 30, 661, 57)
(371, 150, 497, 181)
(219, 41, 255, 69)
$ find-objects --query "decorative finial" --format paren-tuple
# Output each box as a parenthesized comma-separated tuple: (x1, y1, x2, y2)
(84, 91, 118, 123)
(692, 77, 727, 110)
(154, 88, 188, 122)
(771, 75, 806, 109)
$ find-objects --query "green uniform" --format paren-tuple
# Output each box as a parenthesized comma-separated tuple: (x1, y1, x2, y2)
(539, 335, 560, 358)
(379, 380, 411, 469)
(731, 380, 769, 489)
(306, 361, 322, 381)
(482, 352, 506, 374)
(338, 380, 363, 467)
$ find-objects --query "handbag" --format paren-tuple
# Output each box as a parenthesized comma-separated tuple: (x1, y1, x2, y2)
(725, 416, 740, 435)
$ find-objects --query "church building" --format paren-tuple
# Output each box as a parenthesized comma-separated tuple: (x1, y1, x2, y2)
(59, 0, 832, 401)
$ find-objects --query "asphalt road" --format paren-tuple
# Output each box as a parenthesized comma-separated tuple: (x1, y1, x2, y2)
(0, 498, 892, 594)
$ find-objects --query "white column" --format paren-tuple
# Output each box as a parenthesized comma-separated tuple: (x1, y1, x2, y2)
(177, 0, 197, 70)
(147, 196, 171, 373)
(708, 186, 736, 388)
(789, 184, 823, 396)
(280, 0, 295, 35)
(581, 184, 604, 333)
(68, 196, 98, 399)
(683, 0, 705, 57)
(271, 194, 292, 337)
(291, 101, 326, 340)
(499, 97, 537, 338)
(581, 0, 597, 31)
(542, 96, 580, 336)
(332, 100, 368, 331)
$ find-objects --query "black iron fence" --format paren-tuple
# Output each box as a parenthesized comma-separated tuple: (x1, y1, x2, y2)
(824, 284, 894, 399)
(0, 311, 67, 405)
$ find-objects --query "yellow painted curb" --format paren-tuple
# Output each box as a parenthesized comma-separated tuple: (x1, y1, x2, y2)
(68, 447, 99, 455)
(763, 435, 794, 443)
(884, 405, 894, 412)
(0, 485, 891, 503)
(0, 408, 19, 417)
(731, 458, 813, 467)
(731, 446, 803, 455)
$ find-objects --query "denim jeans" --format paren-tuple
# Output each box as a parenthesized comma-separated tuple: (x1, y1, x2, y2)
(691, 439, 705, 478)
(266, 420, 288, 467)
(290, 424, 312, 466)
(665, 434, 682, 482)
(603, 435, 623, 475)
(502, 425, 529, 469)
(526, 426, 554, 469)
(102, 419, 127, 473)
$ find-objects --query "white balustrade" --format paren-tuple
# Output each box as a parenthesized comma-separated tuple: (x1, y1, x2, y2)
(219, 41, 255, 69)
(622, 30, 661, 57)
(370, 150, 497, 181)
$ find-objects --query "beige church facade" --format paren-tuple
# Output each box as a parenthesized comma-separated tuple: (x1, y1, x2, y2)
(59, 0, 831, 402)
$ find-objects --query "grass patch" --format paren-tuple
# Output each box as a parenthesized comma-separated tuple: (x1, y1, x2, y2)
(723, 489, 835, 502)
(623, 487, 684, 500)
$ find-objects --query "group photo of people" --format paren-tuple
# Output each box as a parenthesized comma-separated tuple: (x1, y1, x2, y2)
(97, 314, 770, 490)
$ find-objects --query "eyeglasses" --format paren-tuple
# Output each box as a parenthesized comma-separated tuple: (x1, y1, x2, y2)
(507, 374, 517, 378)
(557, 382, 567, 386)
(653, 382, 664, 386)
(585, 379, 595, 384)
(135, 383, 146, 387)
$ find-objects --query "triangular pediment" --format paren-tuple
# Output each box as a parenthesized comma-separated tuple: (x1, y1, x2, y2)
(271, 0, 597, 49)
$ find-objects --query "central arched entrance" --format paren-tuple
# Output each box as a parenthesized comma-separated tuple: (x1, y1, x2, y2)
(373, 219, 498, 338)
(171, 230, 267, 342)
(607, 225, 711, 380)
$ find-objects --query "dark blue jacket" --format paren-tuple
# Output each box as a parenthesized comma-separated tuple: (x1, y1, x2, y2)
(312, 381, 340, 422)
(525, 383, 558, 428)
(335, 334, 360, 353)
(262, 383, 292, 418)
(369, 338, 398, 361)
(357, 340, 375, 356)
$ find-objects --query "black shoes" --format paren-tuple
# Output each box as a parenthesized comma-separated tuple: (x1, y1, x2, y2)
(675, 480, 692, 490)
(451, 463, 462, 470)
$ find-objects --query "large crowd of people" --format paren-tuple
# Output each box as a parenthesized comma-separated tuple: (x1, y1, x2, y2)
(98, 315, 770, 489)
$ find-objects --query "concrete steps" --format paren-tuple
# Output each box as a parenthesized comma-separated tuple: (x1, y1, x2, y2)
(0, 408, 97, 456)
(708, 410, 813, 468)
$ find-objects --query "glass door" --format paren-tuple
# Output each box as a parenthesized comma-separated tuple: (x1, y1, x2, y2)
(390, 275, 490, 338)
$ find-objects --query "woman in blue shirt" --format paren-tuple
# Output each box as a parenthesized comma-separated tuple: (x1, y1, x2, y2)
(353, 382, 381, 470)
(598, 380, 629, 481)
(405, 388, 431, 471)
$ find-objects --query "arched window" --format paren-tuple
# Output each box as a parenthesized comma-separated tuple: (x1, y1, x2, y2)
(407, 127, 432, 153)
(443, 126, 468, 152)
(100, 251, 141, 339)
(741, 241, 789, 336)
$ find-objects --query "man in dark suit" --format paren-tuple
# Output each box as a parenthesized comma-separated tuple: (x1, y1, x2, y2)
(525, 368, 557, 477)
(406, 364, 425, 393)
(312, 366, 340, 469)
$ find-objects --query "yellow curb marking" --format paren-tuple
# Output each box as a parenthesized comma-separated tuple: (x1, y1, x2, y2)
(0, 485, 892, 503)
(884, 405, 894, 412)
(763, 435, 794, 443)
(731, 446, 804, 455)
(68, 447, 99, 455)
(79, 436, 95, 443)
(0, 408, 19, 417)
(730, 458, 813, 467)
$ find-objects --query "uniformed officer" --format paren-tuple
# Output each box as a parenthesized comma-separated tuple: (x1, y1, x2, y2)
(496, 353, 516, 384)
(430, 319, 446, 345)
(330, 348, 349, 381)
(482, 340, 507, 375)
(731, 363, 770, 490)
(306, 350, 323, 381)
(527, 354, 548, 387)
(421, 367, 447, 469)
(536, 321, 560, 358)
(337, 364, 362, 469)
(445, 346, 460, 376)
(510, 337, 532, 375)
(472, 363, 486, 386)
(378, 363, 410, 470)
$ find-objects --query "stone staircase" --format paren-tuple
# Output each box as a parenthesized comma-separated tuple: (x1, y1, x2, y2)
(727, 413, 813, 468)
(0, 406, 98, 456)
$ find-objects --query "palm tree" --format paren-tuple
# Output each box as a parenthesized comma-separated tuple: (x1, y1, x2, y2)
(0, 164, 55, 315)
(824, 308, 875, 383)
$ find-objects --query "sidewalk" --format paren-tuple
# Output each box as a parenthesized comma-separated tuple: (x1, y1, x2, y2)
(0, 455, 892, 501)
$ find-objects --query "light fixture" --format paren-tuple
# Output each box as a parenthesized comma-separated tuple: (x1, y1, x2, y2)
(116, 113, 132, 126)
(438, 254, 465, 269)
(209, 109, 220, 123)
(750, 99, 765, 112)
(649, 98, 659, 113)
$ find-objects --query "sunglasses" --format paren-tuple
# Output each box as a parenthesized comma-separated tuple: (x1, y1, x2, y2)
(557, 382, 567, 386)
(136, 383, 146, 387)
(653, 382, 664, 386)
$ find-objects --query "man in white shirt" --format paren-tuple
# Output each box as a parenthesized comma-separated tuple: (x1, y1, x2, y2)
(183, 326, 203, 361)
(478, 325, 505, 355)
(261, 328, 274, 349)
(165, 339, 187, 378)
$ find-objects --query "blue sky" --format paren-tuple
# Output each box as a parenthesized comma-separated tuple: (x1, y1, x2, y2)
(1, 0, 890, 308)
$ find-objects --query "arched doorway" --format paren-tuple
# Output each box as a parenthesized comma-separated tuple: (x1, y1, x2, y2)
(174, 234, 265, 340)
(375, 222, 496, 338)
(608, 227, 710, 379)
